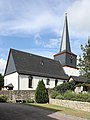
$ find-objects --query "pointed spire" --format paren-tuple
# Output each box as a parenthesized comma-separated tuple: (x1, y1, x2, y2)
(60, 13, 71, 52)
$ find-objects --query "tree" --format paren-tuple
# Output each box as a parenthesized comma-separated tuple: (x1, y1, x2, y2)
(0, 73, 4, 87)
(35, 80, 49, 103)
(54, 80, 76, 94)
(78, 38, 90, 78)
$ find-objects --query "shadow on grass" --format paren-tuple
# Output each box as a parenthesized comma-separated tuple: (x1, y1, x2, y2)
(25, 103, 61, 112)
(24, 104, 62, 120)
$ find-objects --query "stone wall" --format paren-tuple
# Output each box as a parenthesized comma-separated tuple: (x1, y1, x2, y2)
(50, 98, 90, 112)
(0, 90, 35, 101)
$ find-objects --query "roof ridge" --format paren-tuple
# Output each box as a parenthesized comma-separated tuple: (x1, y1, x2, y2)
(11, 48, 60, 63)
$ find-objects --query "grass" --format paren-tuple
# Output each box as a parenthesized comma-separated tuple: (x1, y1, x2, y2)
(26, 103, 90, 120)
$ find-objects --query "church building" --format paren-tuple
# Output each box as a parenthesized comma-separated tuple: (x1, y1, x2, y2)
(4, 14, 79, 90)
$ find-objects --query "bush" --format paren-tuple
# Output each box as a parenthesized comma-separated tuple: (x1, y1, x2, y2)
(54, 81, 76, 94)
(78, 93, 90, 102)
(0, 95, 7, 102)
(35, 80, 49, 103)
(63, 91, 90, 102)
(55, 94, 64, 100)
(63, 91, 77, 100)
(50, 90, 60, 99)
(86, 97, 90, 102)
(27, 99, 34, 103)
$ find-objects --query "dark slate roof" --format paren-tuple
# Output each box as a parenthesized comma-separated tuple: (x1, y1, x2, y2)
(71, 76, 90, 83)
(8, 49, 68, 80)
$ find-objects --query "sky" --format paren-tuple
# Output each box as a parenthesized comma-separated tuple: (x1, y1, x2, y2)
(0, 0, 90, 74)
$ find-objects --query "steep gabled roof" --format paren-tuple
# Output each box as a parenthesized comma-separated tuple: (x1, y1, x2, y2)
(5, 48, 68, 80)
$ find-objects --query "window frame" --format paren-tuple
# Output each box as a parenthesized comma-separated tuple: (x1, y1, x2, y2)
(55, 79, 58, 86)
(28, 76, 33, 88)
(46, 78, 50, 85)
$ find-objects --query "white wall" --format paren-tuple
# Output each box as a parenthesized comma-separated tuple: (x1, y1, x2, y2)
(19, 75, 64, 90)
(19, 74, 30, 90)
(4, 73, 65, 90)
(63, 66, 79, 76)
(4, 72, 18, 90)
(32, 76, 64, 90)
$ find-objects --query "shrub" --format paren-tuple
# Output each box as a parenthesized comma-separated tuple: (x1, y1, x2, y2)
(78, 93, 90, 102)
(50, 90, 60, 99)
(54, 80, 76, 94)
(55, 94, 64, 100)
(35, 80, 49, 103)
(64, 91, 77, 100)
(0, 95, 7, 102)
(63, 91, 90, 102)
(27, 99, 34, 103)
(86, 97, 90, 102)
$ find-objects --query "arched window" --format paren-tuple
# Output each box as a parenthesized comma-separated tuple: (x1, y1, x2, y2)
(46, 79, 50, 85)
(55, 79, 58, 86)
(28, 76, 33, 88)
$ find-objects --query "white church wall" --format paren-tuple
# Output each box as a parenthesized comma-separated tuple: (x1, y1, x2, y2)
(4, 72, 18, 90)
(30, 76, 54, 90)
(19, 75, 64, 90)
(19, 75, 39, 90)
(63, 66, 79, 76)
(4, 73, 65, 90)
(19, 74, 29, 90)
(33, 77, 55, 89)
(57, 79, 65, 85)
(33, 76, 64, 90)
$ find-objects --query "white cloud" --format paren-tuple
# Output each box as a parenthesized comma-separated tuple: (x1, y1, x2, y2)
(0, 0, 90, 61)
(0, 0, 73, 36)
(44, 38, 59, 48)
(0, 0, 90, 38)
(0, 58, 6, 75)
(34, 33, 59, 49)
(34, 33, 43, 46)
(68, 0, 90, 37)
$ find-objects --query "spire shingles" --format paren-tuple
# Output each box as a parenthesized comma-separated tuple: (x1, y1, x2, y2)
(60, 13, 71, 53)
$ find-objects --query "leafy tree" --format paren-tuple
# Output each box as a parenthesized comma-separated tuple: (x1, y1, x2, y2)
(54, 80, 76, 94)
(0, 73, 4, 87)
(35, 80, 49, 103)
(78, 39, 90, 78)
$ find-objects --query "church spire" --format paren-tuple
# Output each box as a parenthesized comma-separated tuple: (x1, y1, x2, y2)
(54, 13, 77, 68)
(60, 13, 71, 52)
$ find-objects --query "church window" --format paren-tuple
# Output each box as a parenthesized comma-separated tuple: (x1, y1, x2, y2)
(28, 76, 33, 88)
(55, 79, 58, 86)
(46, 79, 50, 85)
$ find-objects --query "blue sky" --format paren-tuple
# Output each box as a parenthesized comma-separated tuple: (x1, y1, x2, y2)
(0, 0, 90, 74)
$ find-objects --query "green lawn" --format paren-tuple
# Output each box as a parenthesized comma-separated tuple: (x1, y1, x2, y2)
(26, 103, 90, 120)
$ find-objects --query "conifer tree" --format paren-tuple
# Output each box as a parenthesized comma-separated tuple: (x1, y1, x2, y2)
(78, 39, 90, 78)
(35, 80, 49, 103)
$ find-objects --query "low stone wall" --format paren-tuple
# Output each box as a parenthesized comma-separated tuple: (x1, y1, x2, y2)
(0, 90, 35, 101)
(50, 98, 90, 112)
